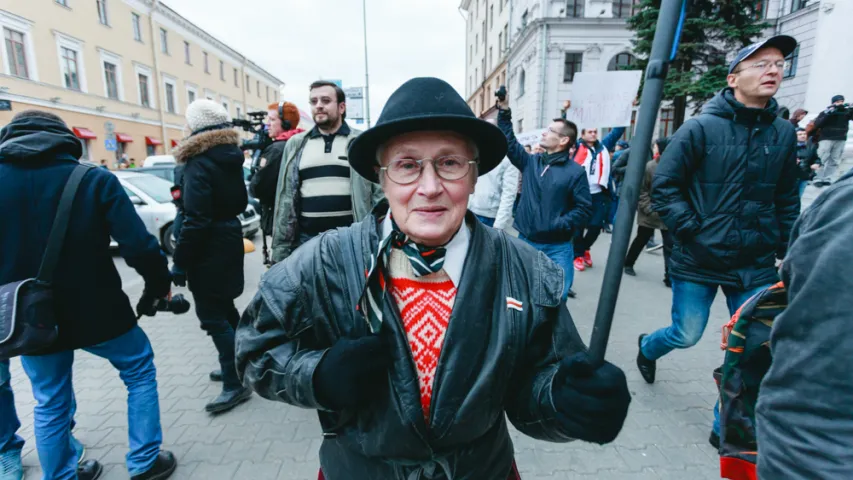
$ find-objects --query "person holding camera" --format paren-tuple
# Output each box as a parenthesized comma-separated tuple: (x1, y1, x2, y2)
(0, 111, 176, 480)
(171, 100, 252, 414)
(813, 94, 853, 187)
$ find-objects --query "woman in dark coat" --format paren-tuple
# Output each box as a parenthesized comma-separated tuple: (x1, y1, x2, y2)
(624, 137, 673, 286)
(172, 100, 251, 414)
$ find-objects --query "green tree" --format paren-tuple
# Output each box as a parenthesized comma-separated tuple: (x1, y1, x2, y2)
(628, 0, 770, 129)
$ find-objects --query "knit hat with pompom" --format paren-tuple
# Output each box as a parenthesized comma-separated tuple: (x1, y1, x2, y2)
(185, 99, 231, 134)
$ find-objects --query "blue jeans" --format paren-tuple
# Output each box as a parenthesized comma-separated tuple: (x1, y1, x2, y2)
(519, 235, 573, 299)
(474, 215, 495, 228)
(798, 179, 808, 199)
(21, 326, 162, 478)
(0, 360, 24, 457)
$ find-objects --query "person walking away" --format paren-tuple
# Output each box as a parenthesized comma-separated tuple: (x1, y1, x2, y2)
(756, 168, 853, 479)
(624, 137, 673, 287)
(0, 111, 177, 480)
(495, 94, 592, 299)
(636, 36, 800, 445)
(572, 125, 626, 272)
(812, 95, 853, 187)
(249, 101, 304, 265)
(794, 127, 821, 201)
(270, 81, 383, 263)
(468, 120, 519, 229)
(172, 100, 252, 414)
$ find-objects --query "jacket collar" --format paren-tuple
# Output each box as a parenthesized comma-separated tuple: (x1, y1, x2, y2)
(704, 88, 779, 125)
(173, 128, 240, 164)
(308, 121, 351, 139)
(541, 149, 571, 165)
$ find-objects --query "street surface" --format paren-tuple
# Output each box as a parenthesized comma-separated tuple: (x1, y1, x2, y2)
(7, 178, 840, 479)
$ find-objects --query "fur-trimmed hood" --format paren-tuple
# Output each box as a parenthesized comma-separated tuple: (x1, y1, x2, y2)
(174, 128, 240, 164)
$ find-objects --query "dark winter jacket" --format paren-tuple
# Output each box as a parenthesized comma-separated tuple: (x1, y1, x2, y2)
(611, 148, 630, 187)
(813, 104, 853, 141)
(795, 140, 820, 181)
(0, 115, 171, 353)
(497, 108, 592, 243)
(652, 88, 800, 290)
(173, 128, 248, 299)
(237, 205, 590, 480)
(757, 168, 853, 478)
(250, 139, 287, 234)
(637, 160, 666, 230)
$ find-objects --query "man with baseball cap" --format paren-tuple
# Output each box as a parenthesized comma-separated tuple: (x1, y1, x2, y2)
(237, 77, 630, 479)
(637, 35, 800, 445)
(812, 94, 853, 187)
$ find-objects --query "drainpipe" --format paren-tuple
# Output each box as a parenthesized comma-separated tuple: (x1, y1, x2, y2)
(148, 0, 169, 152)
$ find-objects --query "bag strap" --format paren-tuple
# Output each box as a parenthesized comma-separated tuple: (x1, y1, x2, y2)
(36, 164, 94, 285)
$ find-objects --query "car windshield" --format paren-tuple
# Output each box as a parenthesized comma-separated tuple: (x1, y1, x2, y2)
(124, 175, 173, 204)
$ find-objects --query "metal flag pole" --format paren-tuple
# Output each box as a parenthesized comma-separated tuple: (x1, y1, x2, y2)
(588, 0, 688, 366)
(362, 0, 371, 128)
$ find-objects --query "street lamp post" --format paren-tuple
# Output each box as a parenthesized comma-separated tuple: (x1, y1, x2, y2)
(362, 0, 371, 128)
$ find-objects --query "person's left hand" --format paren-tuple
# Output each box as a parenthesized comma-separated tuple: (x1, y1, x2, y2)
(551, 352, 631, 444)
(811, 164, 820, 171)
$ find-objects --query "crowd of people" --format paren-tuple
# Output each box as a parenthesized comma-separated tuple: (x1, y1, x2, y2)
(0, 31, 851, 480)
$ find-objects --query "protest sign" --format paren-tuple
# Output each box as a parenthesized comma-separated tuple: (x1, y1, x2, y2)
(563, 71, 642, 128)
(515, 128, 547, 146)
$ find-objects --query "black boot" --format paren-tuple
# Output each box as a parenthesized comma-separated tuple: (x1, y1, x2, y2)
(624, 266, 637, 276)
(205, 386, 252, 414)
(131, 451, 177, 480)
(636, 334, 656, 384)
(209, 370, 223, 382)
(77, 460, 104, 480)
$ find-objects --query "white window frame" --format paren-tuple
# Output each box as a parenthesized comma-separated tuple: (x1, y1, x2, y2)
(204, 88, 215, 101)
(220, 95, 230, 116)
(96, 0, 109, 26)
(0, 11, 39, 81)
(134, 63, 152, 107)
(163, 75, 178, 114)
(98, 48, 124, 101)
(235, 103, 243, 119)
(185, 82, 198, 106)
(54, 31, 87, 93)
(159, 28, 168, 54)
(131, 12, 142, 42)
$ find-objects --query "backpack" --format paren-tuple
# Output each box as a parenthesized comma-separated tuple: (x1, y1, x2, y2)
(714, 281, 787, 480)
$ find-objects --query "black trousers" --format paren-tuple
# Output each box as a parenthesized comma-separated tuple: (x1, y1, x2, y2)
(194, 294, 241, 391)
(625, 226, 673, 280)
(574, 192, 611, 258)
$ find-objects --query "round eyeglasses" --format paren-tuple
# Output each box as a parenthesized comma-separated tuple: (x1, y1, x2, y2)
(379, 156, 478, 185)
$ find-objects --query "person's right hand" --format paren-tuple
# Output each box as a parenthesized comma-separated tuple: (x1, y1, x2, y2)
(313, 335, 393, 410)
(496, 94, 510, 111)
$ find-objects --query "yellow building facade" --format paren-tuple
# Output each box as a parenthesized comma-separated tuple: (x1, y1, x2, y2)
(0, 0, 283, 165)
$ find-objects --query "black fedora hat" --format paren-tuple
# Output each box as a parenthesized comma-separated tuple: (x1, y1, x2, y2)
(348, 77, 508, 183)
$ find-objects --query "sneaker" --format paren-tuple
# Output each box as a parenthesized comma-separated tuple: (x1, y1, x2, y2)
(131, 451, 177, 480)
(636, 334, 656, 384)
(603, 225, 612, 234)
(205, 386, 252, 414)
(645, 242, 663, 253)
(77, 460, 104, 480)
(709, 431, 721, 450)
(624, 266, 636, 276)
(573, 257, 586, 272)
(0, 450, 23, 480)
(583, 250, 593, 268)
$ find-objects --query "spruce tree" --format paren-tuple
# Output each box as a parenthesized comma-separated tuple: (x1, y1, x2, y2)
(628, 0, 770, 129)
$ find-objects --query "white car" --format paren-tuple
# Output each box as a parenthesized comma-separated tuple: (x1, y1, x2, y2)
(112, 171, 178, 253)
(142, 155, 176, 167)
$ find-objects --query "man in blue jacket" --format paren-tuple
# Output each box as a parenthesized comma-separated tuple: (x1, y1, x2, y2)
(496, 95, 592, 299)
(0, 111, 177, 480)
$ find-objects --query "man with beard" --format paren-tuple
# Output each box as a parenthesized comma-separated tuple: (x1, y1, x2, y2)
(270, 81, 383, 263)
(249, 101, 304, 264)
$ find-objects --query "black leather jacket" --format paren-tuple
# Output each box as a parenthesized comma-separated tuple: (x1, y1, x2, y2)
(236, 205, 587, 480)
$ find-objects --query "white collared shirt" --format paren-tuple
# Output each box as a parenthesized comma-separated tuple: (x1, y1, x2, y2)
(381, 214, 470, 287)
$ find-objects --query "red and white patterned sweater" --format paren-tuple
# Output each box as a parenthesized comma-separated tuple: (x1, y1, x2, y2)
(387, 249, 456, 422)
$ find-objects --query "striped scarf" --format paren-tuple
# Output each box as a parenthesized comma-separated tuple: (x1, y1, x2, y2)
(359, 217, 447, 333)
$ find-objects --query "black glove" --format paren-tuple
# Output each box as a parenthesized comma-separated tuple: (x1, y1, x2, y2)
(171, 265, 187, 287)
(551, 352, 631, 445)
(136, 290, 161, 318)
(313, 335, 392, 410)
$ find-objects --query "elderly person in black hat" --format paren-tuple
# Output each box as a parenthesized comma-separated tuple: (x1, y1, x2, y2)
(236, 78, 631, 479)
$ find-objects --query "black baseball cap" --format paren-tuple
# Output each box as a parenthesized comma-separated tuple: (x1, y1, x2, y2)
(728, 35, 798, 74)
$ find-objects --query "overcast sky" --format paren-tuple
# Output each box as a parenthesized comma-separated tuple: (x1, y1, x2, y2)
(168, 0, 467, 125)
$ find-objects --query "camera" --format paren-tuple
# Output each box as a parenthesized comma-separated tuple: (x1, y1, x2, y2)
(154, 294, 191, 315)
(232, 111, 273, 174)
(495, 85, 507, 102)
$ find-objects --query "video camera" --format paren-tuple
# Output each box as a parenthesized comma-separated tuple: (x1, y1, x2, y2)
(232, 111, 273, 174)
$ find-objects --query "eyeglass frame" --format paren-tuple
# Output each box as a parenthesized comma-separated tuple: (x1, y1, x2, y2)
(378, 157, 479, 185)
(733, 59, 788, 74)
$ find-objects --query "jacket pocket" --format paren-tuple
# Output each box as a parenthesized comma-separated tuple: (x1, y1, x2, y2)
(684, 214, 739, 271)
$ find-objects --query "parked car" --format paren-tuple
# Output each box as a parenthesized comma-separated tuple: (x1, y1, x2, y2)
(112, 171, 178, 253)
(136, 165, 262, 213)
(142, 155, 176, 167)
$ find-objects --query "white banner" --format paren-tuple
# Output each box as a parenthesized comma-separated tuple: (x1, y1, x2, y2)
(515, 128, 547, 147)
(344, 87, 365, 121)
(563, 71, 642, 129)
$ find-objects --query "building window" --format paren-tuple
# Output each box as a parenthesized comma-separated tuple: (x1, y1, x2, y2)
(203, 52, 209, 73)
(266, 86, 270, 102)
(274, 91, 278, 102)
(103, 62, 119, 99)
(475, 68, 478, 86)
(187, 89, 195, 104)
(96, 0, 109, 25)
(504, 24, 508, 49)
(469, 44, 472, 61)
(219, 60, 224, 81)
(165, 81, 176, 113)
(138, 73, 150, 107)
(235, 105, 242, 119)
(518, 68, 526, 97)
(489, 46, 493, 71)
(563, 52, 583, 82)
(131, 13, 142, 42)
(566, 0, 584, 18)
(790, 0, 808, 13)
(517, 118, 524, 132)
(754, 0, 766, 19)
(498, 33, 503, 54)
(256, 80, 260, 97)
(783, 45, 799, 79)
(4, 28, 30, 78)
(221, 98, 229, 115)
(521, 9, 528, 28)
(490, 5, 494, 28)
(608, 52, 636, 70)
(233, 67, 238, 86)
(184, 41, 190, 64)
(56, 0, 68, 6)
(246, 74, 250, 92)
(613, 0, 637, 18)
(475, 33, 479, 53)
(659, 108, 674, 137)
(160, 28, 168, 54)
(61, 47, 80, 90)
